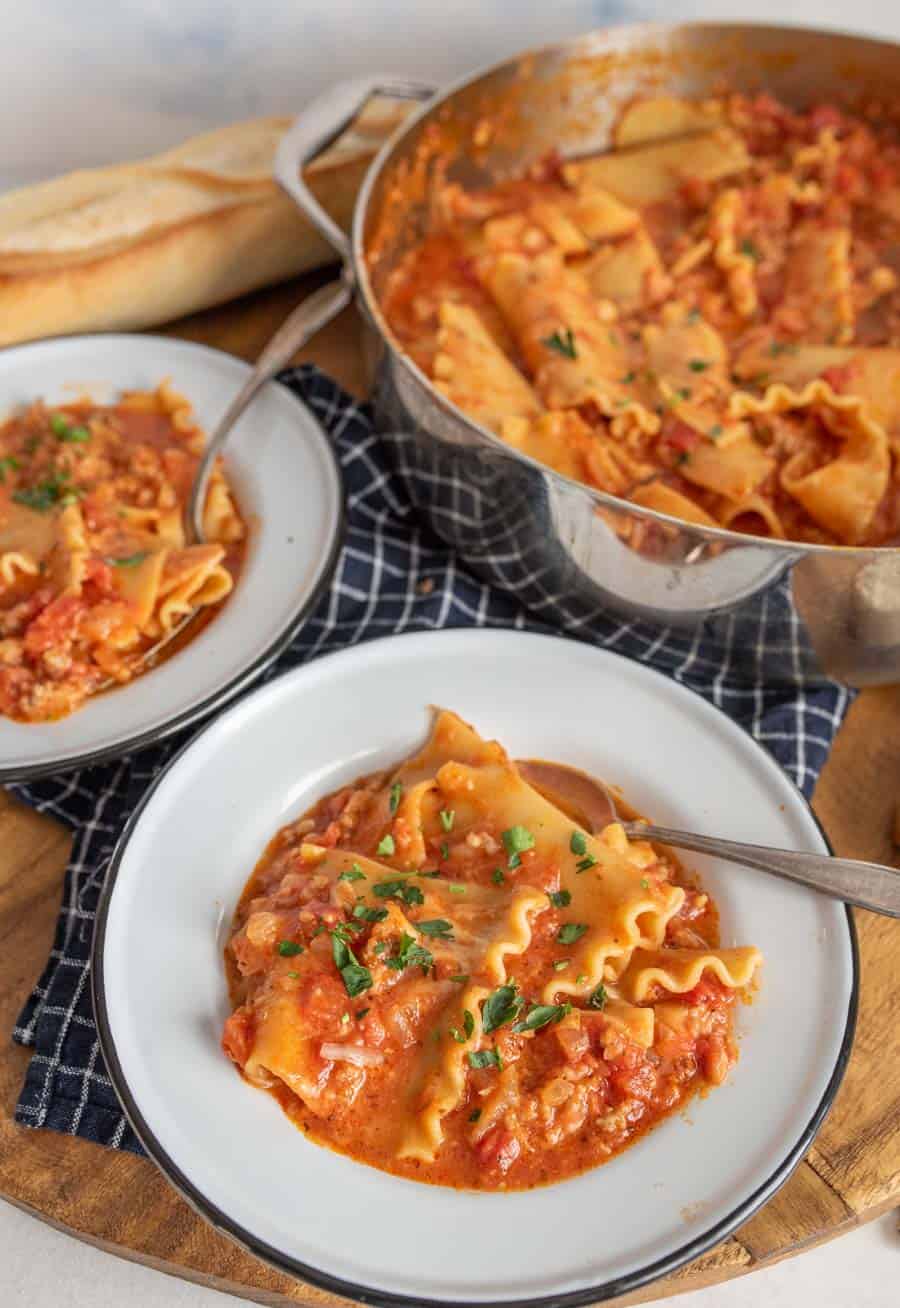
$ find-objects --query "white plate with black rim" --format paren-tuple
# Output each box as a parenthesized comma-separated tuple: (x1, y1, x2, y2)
(0, 333, 343, 781)
(93, 628, 857, 1308)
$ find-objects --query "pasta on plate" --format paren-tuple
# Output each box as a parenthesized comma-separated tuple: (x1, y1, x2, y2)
(381, 92, 900, 549)
(0, 383, 245, 722)
(223, 710, 761, 1190)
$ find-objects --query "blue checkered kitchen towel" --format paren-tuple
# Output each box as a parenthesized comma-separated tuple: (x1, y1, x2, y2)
(8, 365, 853, 1153)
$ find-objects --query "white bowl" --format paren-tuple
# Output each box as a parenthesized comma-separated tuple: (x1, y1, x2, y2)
(93, 628, 857, 1307)
(0, 333, 343, 780)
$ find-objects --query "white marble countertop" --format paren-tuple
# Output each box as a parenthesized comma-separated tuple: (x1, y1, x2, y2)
(2, 0, 898, 1304)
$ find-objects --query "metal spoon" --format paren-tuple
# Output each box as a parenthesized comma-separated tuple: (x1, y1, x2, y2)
(103, 277, 352, 684)
(517, 759, 900, 918)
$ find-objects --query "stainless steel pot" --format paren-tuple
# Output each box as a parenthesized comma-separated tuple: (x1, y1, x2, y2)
(274, 23, 900, 688)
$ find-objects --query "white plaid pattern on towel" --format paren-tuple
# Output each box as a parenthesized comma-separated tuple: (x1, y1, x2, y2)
(7, 366, 852, 1152)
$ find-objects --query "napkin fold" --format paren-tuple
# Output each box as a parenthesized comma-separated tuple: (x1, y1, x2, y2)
(9, 366, 852, 1153)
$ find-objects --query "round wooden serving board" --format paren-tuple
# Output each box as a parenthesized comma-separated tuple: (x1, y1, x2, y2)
(1, 272, 898, 1308)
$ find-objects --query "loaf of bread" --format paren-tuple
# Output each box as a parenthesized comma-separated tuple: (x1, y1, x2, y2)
(0, 102, 409, 346)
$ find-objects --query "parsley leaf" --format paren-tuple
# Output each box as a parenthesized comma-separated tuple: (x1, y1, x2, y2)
(575, 855, 597, 873)
(542, 327, 577, 359)
(13, 473, 77, 513)
(385, 932, 433, 973)
(450, 973, 469, 984)
(570, 830, 587, 856)
(373, 879, 424, 907)
(338, 863, 366, 883)
(707, 423, 723, 439)
(502, 824, 535, 869)
(104, 551, 149, 568)
(330, 930, 373, 998)
(491, 867, 505, 886)
(439, 809, 455, 832)
(469, 1108, 482, 1122)
(548, 889, 571, 908)
(389, 781, 403, 814)
(511, 1002, 572, 1034)
(553, 959, 569, 972)
(468, 1048, 503, 1071)
(0, 455, 20, 483)
(440, 841, 450, 860)
(557, 922, 588, 944)
(450, 1010, 475, 1043)
(740, 237, 759, 260)
(356, 1008, 370, 1020)
(416, 918, 454, 939)
(481, 983, 524, 1034)
(277, 940, 303, 957)
(376, 833, 395, 857)
(688, 359, 709, 373)
(352, 904, 388, 923)
(587, 983, 608, 1010)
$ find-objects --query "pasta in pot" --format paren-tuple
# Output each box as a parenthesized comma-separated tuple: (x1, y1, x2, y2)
(222, 710, 761, 1191)
(380, 91, 900, 548)
(0, 384, 245, 722)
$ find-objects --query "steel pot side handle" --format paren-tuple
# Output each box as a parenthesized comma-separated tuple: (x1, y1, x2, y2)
(274, 77, 436, 264)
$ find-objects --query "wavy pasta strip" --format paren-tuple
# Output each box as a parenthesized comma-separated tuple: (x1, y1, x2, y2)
(483, 250, 658, 432)
(581, 227, 670, 316)
(432, 301, 543, 434)
(562, 128, 749, 205)
(620, 947, 761, 1003)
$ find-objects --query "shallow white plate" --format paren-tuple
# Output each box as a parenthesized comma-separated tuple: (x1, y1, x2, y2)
(93, 629, 857, 1307)
(0, 333, 342, 780)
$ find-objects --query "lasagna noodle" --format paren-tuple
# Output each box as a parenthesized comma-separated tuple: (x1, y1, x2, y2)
(620, 946, 762, 1003)
(613, 96, 726, 148)
(581, 227, 670, 315)
(432, 301, 542, 434)
(561, 128, 749, 205)
(483, 251, 658, 432)
(730, 379, 890, 542)
(782, 224, 855, 344)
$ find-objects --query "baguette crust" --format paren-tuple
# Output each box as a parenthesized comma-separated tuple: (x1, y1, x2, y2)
(0, 106, 406, 344)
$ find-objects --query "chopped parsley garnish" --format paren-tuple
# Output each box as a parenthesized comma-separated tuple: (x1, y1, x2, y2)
(481, 983, 524, 1034)
(450, 1010, 475, 1043)
(707, 424, 723, 439)
(587, 983, 608, 1010)
(338, 863, 366, 883)
(277, 940, 303, 957)
(376, 833, 395, 857)
(12, 472, 79, 513)
(389, 781, 403, 814)
(373, 879, 423, 907)
(511, 1002, 572, 1034)
(440, 841, 450, 861)
(740, 237, 759, 260)
(570, 830, 587, 856)
(547, 889, 571, 908)
(502, 824, 535, 869)
(439, 809, 455, 832)
(686, 307, 701, 323)
(416, 918, 454, 939)
(557, 922, 588, 944)
(450, 973, 469, 984)
(491, 867, 505, 886)
(50, 413, 90, 443)
(468, 1048, 503, 1071)
(340, 1012, 351, 1026)
(688, 359, 709, 373)
(575, 855, 597, 873)
(330, 930, 373, 998)
(553, 959, 569, 972)
(620, 370, 636, 384)
(449, 884, 466, 896)
(469, 1108, 482, 1122)
(0, 455, 20, 482)
(352, 904, 388, 923)
(286, 971, 300, 979)
(373, 941, 387, 955)
(542, 327, 577, 359)
(385, 932, 433, 973)
(356, 1008, 370, 1020)
(640, 877, 650, 891)
(104, 551, 149, 568)
(676, 386, 692, 401)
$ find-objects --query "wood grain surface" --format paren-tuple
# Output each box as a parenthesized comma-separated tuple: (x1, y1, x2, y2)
(0, 271, 897, 1307)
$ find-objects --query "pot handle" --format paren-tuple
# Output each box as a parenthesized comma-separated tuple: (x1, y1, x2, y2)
(274, 77, 435, 265)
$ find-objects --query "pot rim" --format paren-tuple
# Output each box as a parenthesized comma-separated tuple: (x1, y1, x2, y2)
(350, 18, 900, 559)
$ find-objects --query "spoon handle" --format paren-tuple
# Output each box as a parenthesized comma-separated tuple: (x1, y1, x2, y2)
(188, 275, 352, 541)
(623, 822, 900, 917)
